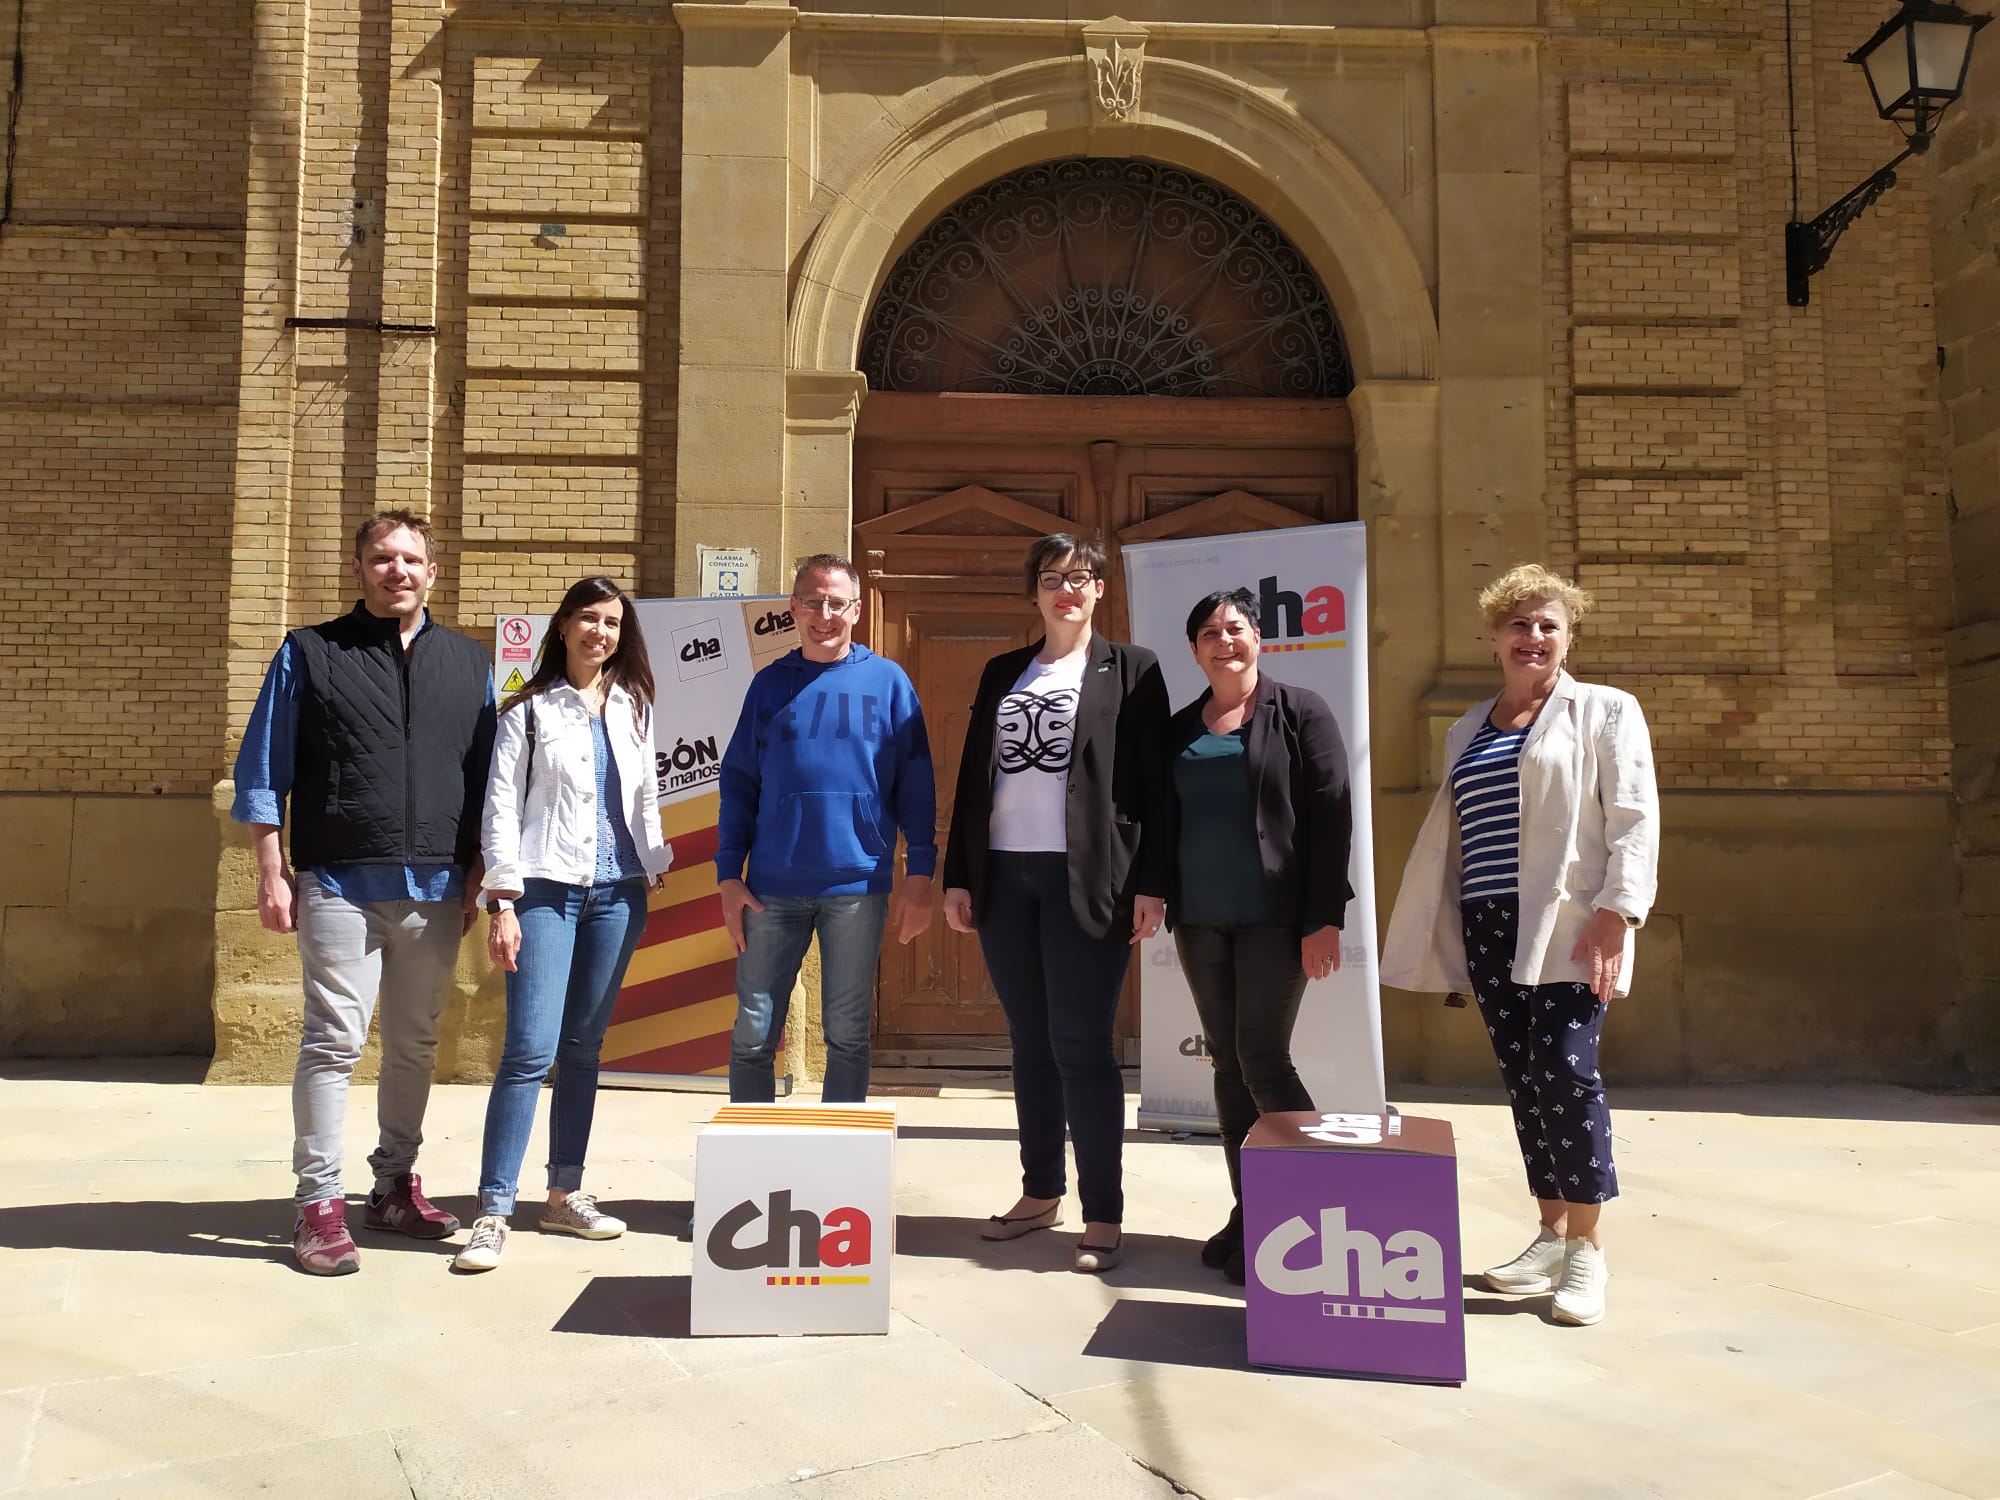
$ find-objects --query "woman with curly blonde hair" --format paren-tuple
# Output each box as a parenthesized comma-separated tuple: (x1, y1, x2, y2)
(1382, 564, 1659, 1326)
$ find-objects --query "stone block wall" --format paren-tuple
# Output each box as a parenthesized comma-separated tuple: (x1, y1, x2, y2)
(1931, 35, 2000, 1073)
(3, 0, 1988, 1082)
(0, 0, 254, 1055)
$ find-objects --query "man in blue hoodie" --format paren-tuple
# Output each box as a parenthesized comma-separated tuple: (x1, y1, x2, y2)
(716, 553, 937, 1102)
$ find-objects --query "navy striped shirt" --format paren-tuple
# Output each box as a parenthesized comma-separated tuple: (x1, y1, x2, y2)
(1452, 718, 1531, 901)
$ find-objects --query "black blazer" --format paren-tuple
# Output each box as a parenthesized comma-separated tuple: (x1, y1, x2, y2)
(942, 634, 1173, 940)
(1164, 674, 1353, 934)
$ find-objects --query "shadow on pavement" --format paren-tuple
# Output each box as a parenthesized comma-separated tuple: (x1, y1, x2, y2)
(1391, 1082, 2000, 1126)
(894, 1124, 1222, 1149)
(555, 1274, 693, 1338)
(1081, 1296, 1248, 1372)
(0, 1058, 209, 1086)
(895, 1212, 1232, 1293)
(595, 1198, 693, 1242)
(1458, 1271, 1550, 1319)
(0, 1197, 460, 1264)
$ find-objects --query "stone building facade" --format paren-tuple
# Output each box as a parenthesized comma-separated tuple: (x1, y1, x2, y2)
(1, 0, 1993, 1084)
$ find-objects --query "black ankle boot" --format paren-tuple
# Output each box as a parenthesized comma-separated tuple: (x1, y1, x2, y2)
(1200, 1206, 1244, 1270)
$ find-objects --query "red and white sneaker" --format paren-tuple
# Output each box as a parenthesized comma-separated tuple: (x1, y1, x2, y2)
(293, 1198, 360, 1276)
(362, 1172, 459, 1239)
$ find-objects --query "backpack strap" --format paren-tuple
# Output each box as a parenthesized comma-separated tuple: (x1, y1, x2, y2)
(522, 698, 538, 800)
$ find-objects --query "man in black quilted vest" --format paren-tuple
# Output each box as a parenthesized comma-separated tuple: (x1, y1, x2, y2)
(231, 509, 497, 1275)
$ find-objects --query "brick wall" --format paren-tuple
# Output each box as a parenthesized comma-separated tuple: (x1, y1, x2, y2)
(254, 14, 681, 691)
(1542, 1, 1952, 791)
(0, 2, 252, 796)
(445, 35, 681, 646)
(0, 0, 253, 1055)
(207, 6, 686, 1082)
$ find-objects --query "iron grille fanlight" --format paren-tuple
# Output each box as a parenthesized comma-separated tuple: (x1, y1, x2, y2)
(859, 158, 1353, 399)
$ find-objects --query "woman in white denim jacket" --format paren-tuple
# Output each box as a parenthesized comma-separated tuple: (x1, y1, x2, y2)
(1382, 564, 1658, 1327)
(455, 577, 674, 1273)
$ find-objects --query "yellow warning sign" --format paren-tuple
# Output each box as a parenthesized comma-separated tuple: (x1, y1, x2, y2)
(501, 668, 527, 694)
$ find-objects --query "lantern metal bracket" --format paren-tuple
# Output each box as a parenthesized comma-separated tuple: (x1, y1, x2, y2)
(1785, 136, 1925, 307)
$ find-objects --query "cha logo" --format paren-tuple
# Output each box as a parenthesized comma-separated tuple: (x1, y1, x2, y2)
(1254, 1206, 1446, 1321)
(672, 617, 728, 682)
(1257, 574, 1347, 654)
(753, 607, 795, 637)
(706, 1190, 874, 1286)
(1300, 1112, 1385, 1145)
(1178, 1034, 1214, 1064)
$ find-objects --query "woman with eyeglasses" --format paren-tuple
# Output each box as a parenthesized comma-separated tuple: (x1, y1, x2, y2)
(943, 533, 1172, 1273)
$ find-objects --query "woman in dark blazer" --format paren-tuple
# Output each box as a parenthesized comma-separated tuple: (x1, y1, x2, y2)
(1167, 586, 1353, 1284)
(943, 532, 1172, 1273)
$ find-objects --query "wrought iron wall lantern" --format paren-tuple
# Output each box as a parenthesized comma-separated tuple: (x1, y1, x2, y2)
(1786, 0, 1989, 306)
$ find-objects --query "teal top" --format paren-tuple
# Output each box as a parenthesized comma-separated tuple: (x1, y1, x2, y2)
(1172, 726, 1270, 928)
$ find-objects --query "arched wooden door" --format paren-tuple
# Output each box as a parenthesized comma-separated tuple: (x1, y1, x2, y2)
(849, 159, 1357, 1057)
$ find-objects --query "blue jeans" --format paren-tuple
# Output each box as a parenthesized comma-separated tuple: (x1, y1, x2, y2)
(729, 892, 889, 1103)
(477, 877, 648, 1217)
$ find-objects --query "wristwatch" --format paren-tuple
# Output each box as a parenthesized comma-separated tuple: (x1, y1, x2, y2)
(485, 897, 513, 915)
(1619, 912, 1640, 929)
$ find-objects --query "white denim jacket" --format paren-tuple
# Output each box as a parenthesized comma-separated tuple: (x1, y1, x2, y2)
(1380, 673, 1659, 999)
(481, 680, 674, 897)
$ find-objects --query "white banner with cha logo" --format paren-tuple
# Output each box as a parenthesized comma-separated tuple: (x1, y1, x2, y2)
(1123, 524, 1387, 1128)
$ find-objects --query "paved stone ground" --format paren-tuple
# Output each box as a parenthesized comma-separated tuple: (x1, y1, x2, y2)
(1, 1064, 1997, 1499)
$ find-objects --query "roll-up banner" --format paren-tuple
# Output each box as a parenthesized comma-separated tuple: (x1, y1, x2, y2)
(1122, 523, 1386, 1131)
(493, 596, 798, 1089)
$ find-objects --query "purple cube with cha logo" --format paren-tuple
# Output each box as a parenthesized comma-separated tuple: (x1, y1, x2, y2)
(1241, 1111, 1465, 1384)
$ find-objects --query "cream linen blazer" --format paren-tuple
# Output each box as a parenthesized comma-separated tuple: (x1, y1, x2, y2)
(1379, 673, 1659, 999)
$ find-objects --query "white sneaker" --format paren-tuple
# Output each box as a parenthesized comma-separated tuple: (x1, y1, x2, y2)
(1552, 1238, 1608, 1325)
(538, 1192, 626, 1240)
(1481, 1226, 1565, 1293)
(453, 1214, 508, 1273)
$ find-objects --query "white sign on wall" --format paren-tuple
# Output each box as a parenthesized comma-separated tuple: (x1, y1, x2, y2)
(491, 614, 551, 700)
(690, 1103, 896, 1336)
(1122, 523, 1387, 1129)
(698, 546, 761, 598)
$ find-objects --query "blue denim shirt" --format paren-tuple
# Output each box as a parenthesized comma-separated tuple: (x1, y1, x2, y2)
(230, 616, 497, 903)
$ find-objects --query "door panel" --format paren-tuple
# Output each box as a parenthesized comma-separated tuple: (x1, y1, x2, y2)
(872, 594, 1036, 1037)
(855, 393, 1354, 1046)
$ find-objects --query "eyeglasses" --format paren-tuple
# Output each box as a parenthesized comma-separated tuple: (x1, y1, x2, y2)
(1037, 570, 1099, 591)
(792, 596, 857, 617)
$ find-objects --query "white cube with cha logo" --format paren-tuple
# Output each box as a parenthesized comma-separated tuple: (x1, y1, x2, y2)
(690, 1102, 896, 1336)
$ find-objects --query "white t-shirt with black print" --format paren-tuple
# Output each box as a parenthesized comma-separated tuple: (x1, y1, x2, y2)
(988, 652, 1087, 853)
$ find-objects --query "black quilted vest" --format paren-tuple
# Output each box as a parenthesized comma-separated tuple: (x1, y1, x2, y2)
(287, 604, 493, 870)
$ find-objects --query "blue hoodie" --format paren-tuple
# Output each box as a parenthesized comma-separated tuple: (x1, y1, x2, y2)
(715, 644, 938, 898)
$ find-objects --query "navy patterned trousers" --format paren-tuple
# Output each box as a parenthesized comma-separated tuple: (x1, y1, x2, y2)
(1461, 896, 1618, 1204)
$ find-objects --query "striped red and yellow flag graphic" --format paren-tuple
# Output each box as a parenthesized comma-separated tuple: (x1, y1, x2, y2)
(601, 790, 735, 1076)
(709, 1105, 894, 1130)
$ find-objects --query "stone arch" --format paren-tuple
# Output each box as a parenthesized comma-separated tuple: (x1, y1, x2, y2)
(790, 54, 1438, 384)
